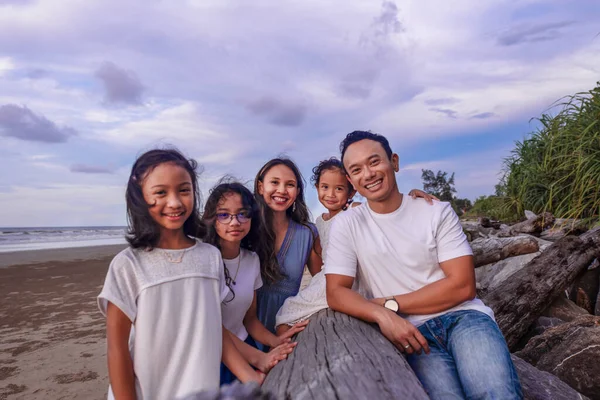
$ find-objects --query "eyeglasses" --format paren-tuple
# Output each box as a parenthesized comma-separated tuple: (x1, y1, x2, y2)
(216, 212, 251, 224)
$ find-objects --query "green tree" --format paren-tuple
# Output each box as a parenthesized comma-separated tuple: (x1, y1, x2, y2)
(421, 169, 456, 201)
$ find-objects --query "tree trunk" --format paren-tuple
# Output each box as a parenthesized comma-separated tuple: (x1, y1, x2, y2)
(262, 309, 428, 400)
(482, 230, 600, 350)
(472, 236, 540, 267)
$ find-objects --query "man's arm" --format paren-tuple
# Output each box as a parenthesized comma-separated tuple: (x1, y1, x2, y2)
(372, 202, 476, 314)
(324, 213, 429, 355)
(326, 274, 429, 355)
(371, 255, 476, 314)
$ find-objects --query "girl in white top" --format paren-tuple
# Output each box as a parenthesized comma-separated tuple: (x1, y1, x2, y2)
(97, 149, 262, 400)
(275, 158, 435, 332)
(202, 181, 307, 385)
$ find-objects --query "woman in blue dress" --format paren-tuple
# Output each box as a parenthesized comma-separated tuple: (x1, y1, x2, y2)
(253, 158, 322, 345)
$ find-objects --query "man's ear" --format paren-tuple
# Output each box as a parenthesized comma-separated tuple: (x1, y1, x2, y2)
(257, 181, 264, 195)
(391, 153, 400, 172)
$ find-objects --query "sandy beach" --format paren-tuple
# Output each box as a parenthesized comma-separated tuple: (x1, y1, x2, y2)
(0, 245, 126, 400)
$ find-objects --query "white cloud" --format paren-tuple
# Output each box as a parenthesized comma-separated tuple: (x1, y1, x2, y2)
(1, 0, 599, 226)
(0, 56, 14, 76)
(0, 184, 126, 226)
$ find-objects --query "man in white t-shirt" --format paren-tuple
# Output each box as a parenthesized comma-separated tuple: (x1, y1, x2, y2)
(325, 131, 522, 400)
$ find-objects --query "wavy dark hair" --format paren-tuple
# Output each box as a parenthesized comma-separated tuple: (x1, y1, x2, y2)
(253, 158, 313, 284)
(202, 180, 259, 297)
(125, 148, 206, 249)
(311, 157, 356, 209)
(311, 157, 355, 192)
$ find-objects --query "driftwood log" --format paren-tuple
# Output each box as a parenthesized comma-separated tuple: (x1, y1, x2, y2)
(262, 309, 590, 399)
(181, 382, 275, 400)
(262, 309, 428, 400)
(515, 315, 600, 400)
(472, 235, 539, 267)
(482, 229, 600, 350)
(511, 355, 590, 400)
(501, 212, 555, 236)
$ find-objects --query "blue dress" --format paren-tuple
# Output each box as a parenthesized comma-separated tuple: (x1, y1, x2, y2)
(256, 220, 317, 341)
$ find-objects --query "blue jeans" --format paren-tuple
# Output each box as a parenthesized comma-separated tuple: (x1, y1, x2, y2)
(406, 310, 522, 400)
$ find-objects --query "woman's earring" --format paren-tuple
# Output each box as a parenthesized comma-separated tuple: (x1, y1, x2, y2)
(292, 202, 296, 212)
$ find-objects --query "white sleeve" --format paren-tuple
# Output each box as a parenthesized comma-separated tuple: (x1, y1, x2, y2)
(435, 202, 473, 263)
(323, 215, 358, 277)
(252, 253, 263, 290)
(97, 253, 138, 322)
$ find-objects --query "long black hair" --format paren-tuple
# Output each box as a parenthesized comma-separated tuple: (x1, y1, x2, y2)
(125, 148, 206, 249)
(253, 158, 313, 284)
(202, 180, 260, 298)
(203, 180, 259, 252)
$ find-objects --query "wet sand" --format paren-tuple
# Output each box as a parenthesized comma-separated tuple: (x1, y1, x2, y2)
(0, 245, 126, 400)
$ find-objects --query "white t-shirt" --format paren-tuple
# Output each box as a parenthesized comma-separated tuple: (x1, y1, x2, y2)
(315, 213, 337, 262)
(221, 248, 263, 341)
(324, 197, 494, 327)
(98, 240, 230, 400)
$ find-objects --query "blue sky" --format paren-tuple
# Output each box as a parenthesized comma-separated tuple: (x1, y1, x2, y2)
(1, 0, 599, 227)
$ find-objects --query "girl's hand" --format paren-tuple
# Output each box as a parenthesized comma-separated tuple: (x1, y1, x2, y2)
(275, 320, 308, 345)
(256, 341, 298, 373)
(408, 189, 439, 205)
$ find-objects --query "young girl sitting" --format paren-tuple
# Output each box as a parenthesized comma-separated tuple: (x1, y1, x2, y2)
(97, 149, 261, 400)
(275, 157, 436, 332)
(252, 158, 323, 343)
(202, 181, 308, 385)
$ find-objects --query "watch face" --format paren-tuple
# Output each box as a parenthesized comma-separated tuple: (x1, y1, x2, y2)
(384, 299, 399, 312)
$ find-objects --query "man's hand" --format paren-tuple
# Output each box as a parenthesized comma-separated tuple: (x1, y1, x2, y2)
(376, 311, 430, 355)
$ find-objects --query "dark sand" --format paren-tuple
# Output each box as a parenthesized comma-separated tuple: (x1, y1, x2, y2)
(0, 245, 126, 400)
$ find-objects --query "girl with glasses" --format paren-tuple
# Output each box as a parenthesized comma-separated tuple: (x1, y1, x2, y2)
(98, 149, 264, 399)
(203, 181, 307, 385)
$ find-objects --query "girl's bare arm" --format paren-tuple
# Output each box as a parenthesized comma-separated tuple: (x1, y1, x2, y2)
(307, 236, 323, 276)
(222, 327, 264, 384)
(244, 293, 307, 348)
(106, 303, 136, 400)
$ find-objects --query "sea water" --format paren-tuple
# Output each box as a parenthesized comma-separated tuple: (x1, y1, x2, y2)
(0, 226, 127, 253)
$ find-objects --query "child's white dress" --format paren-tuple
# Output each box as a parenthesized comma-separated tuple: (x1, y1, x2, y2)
(98, 240, 229, 400)
(275, 213, 336, 326)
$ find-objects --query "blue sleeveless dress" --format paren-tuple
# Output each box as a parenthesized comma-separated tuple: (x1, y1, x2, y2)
(256, 220, 317, 341)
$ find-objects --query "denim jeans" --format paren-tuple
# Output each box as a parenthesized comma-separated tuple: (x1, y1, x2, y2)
(406, 310, 522, 400)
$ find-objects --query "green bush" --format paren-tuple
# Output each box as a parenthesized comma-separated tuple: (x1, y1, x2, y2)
(500, 83, 600, 224)
(465, 195, 521, 223)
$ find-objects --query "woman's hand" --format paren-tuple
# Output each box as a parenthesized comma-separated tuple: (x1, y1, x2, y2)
(255, 341, 297, 373)
(274, 320, 308, 345)
(408, 189, 439, 204)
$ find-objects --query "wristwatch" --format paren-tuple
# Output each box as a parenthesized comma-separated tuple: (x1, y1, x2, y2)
(383, 297, 399, 313)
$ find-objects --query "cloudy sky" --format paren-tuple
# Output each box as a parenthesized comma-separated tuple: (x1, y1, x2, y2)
(1, 0, 599, 227)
